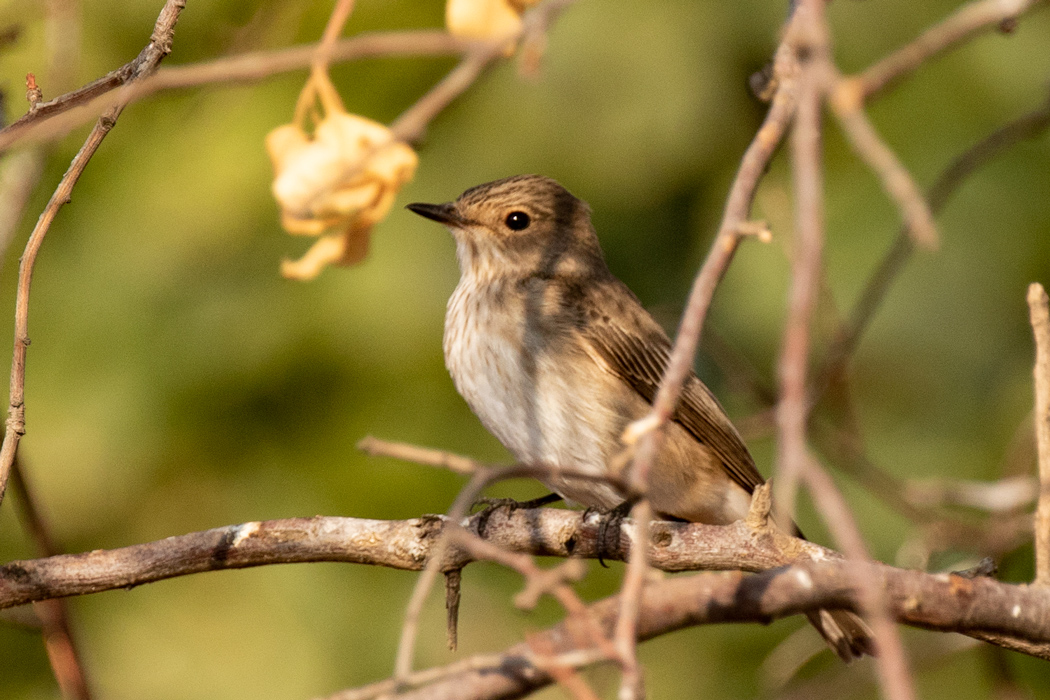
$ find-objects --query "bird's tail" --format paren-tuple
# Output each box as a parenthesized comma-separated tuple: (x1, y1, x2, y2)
(806, 609, 877, 662)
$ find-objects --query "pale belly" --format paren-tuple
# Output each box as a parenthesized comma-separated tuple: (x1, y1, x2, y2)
(443, 280, 753, 524)
(444, 285, 628, 509)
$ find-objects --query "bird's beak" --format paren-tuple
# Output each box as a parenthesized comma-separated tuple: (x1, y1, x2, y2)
(406, 202, 465, 228)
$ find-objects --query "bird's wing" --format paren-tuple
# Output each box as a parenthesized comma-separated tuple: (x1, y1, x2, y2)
(579, 283, 764, 494)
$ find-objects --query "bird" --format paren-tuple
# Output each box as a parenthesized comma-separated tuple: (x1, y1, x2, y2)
(407, 174, 874, 661)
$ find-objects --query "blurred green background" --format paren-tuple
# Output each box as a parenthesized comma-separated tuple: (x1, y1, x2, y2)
(0, 0, 1048, 698)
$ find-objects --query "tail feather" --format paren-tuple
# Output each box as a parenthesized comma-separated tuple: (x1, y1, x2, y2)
(806, 609, 877, 662)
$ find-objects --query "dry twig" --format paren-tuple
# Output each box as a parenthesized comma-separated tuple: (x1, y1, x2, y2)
(607, 21, 802, 696)
(773, 0, 827, 531)
(11, 458, 92, 700)
(830, 76, 938, 250)
(0, 0, 187, 510)
(858, 0, 1048, 100)
(352, 555, 1050, 700)
(612, 499, 651, 700)
(816, 92, 1050, 396)
(390, 0, 575, 145)
(1027, 283, 1050, 585)
(778, 4, 915, 698)
(0, 31, 468, 151)
(801, 457, 915, 700)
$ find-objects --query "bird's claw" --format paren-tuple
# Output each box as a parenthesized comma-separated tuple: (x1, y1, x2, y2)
(593, 499, 636, 567)
(471, 494, 562, 536)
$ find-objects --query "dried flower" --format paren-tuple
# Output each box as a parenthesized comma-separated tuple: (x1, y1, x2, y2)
(445, 0, 539, 42)
(266, 70, 417, 280)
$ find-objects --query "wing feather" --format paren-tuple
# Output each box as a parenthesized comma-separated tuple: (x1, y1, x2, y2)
(580, 283, 764, 494)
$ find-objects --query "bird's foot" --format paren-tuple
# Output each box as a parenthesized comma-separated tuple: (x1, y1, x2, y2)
(472, 493, 563, 536)
(589, 499, 637, 568)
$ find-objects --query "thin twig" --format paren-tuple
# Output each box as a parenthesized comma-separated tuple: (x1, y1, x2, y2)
(608, 41, 805, 693)
(389, 45, 504, 145)
(325, 647, 607, 700)
(442, 528, 607, 700)
(773, 0, 826, 529)
(620, 27, 799, 493)
(830, 75, 938, 250)
(393, 470, 489, 685)
(903, 475, 1038, 513)
(0, 0, 187, 510)
(314, 0, 356, 70)
(386, 438, 622, 687)
(608, 18, 801, 697)
(152, 30, 465, 91)
(858, 0, 1047, 100)
(801, 457, 916, 700)
(358, 435, 629, 490)
(390, 0, 575, 145)
(358, 436, 487, 475)
(0, 30, 469, 151)
(814, 90, 1050, 407)
(780, 6, 916, 697)
(11, 458, 92, 700)
(613, 500, 651, 700)
(1027, 283, 1050, 586)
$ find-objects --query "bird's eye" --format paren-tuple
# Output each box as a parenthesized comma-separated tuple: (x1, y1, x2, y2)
(505, 211, 531, 231)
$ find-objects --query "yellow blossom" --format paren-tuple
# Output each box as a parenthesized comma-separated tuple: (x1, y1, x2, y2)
(265, 70, 417, 280)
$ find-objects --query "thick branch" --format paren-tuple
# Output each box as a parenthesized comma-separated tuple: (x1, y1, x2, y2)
(364, 558, 1050, 700)
(3, 509, 1049, 657)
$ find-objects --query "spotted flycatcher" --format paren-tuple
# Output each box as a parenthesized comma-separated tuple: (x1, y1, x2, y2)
(408, 174, 873, 660)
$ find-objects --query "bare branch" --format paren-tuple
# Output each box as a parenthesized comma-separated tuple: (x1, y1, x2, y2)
(350, 556, 1050, 700)
(617, 7, 801, 540)
(0, 0, 187, 510)
(830, 76, 938, 250)
(390, 0, 576, 145)
(801, 457, 915, 700)
(613, 500, 651, 700)
(11, 458, 92, 700)
(903, 475, 1038, 513)
(773, 1, 826, 529)
(1027, 283, 1050, 586)
(151, 31, 465, 92)
(390, 45, 506, 145)
(4, 509, 1050, 661)
(780, 5, 915, 697)
(313, 0, 357, 71)
(858, 0, 1048, 100)
(358, 436, 489, 475)
(814, 90, 1050, 407)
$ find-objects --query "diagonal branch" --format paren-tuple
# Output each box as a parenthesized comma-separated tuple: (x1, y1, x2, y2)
(858, 0, 1048, 101)
(11, 458, 92, 700)
(0, 0, 187, 511)
(814, 90, 1050, 407)
(342, 555, 1050, 700)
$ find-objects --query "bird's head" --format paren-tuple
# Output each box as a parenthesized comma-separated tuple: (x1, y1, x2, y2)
(407, 175, 606, 281)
